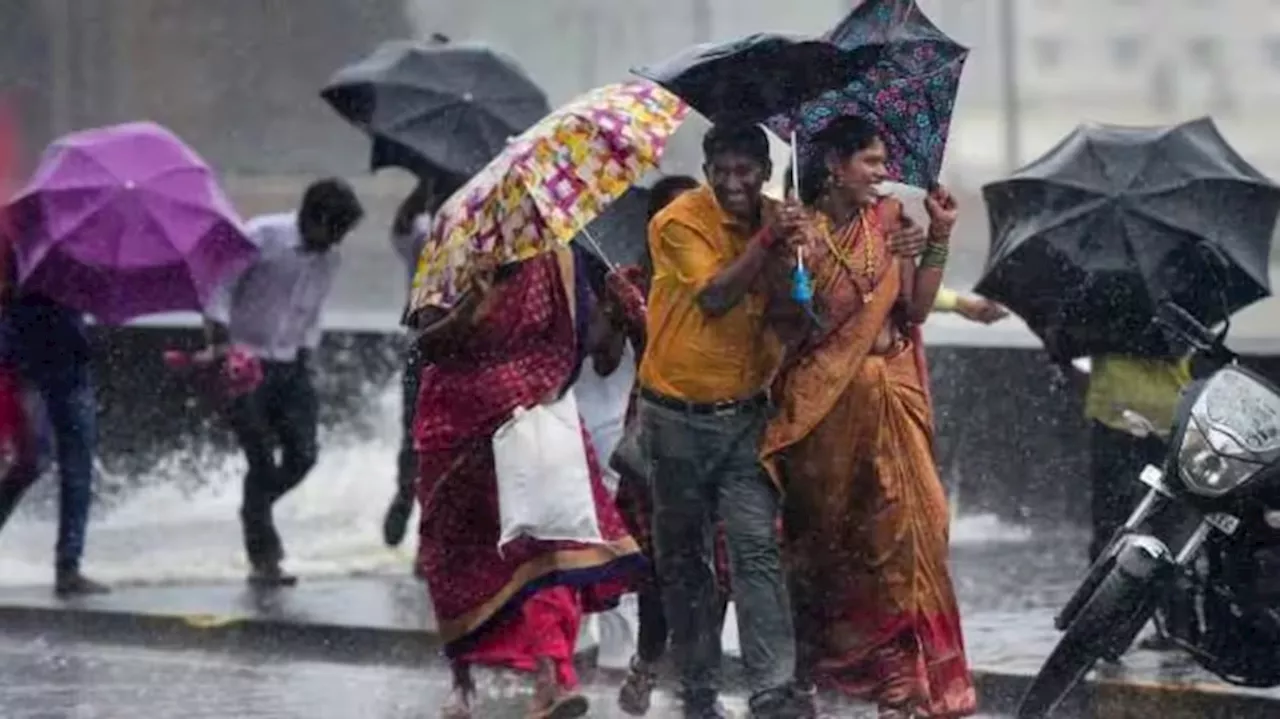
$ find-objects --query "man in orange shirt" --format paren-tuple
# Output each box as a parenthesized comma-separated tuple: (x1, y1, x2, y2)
(635, 124, 813, 719)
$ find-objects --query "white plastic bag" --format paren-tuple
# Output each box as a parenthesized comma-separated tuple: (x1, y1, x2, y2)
(493, 391, 604, 551)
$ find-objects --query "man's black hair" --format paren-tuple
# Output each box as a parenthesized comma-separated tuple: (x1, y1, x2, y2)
(300, 177, 364, 231)
(701, 123, 771, 166)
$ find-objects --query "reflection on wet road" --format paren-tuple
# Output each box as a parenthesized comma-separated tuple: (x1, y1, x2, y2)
(0, 636, 1019, 718)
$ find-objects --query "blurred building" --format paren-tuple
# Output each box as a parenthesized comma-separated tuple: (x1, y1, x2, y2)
(2, 0, 1278, 328)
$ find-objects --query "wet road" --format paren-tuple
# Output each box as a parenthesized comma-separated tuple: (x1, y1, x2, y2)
(0, 635, 1019, 718)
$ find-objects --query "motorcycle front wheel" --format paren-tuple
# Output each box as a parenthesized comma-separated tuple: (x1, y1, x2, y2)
(1016, 563, 1158, 719)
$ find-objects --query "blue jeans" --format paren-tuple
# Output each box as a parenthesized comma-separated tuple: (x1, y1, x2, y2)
(638, 394, 797, 704)
(0, 364, 97, 572)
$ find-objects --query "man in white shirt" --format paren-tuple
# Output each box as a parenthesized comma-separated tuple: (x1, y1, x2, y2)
(204, 178, 364, 587)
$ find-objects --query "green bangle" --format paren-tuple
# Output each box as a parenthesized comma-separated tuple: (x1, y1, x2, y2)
(921, 242, 949, 269)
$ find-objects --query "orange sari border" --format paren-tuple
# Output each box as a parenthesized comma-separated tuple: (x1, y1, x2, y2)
(435, 538, 641, 643)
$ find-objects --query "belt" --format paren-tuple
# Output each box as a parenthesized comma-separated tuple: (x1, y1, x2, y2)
(639, 387, 768, 416)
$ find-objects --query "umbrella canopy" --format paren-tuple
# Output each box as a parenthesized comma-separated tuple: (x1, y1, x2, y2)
(766, 0, 968, 189)
(632, 32, 880, 125)
(571, 185, 652, 268)
(409, 81, 689, 314)
(322, 40, 550, 182)
(976, 117, 1280, 359)
(5, 121, 257, 325)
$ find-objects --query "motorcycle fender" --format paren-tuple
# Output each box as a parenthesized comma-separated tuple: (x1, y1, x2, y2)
(1116, 539, 1175, 581)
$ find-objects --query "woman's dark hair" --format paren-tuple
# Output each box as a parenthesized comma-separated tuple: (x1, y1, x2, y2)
(702, 123, 771, 166)
(811, 115, 881, 163)
(300, 177, 364, 233)
(783, 149, 830, 207)
(647, 174, 700, 220)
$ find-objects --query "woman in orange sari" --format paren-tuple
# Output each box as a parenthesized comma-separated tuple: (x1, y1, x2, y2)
(760, 116, 977, 718)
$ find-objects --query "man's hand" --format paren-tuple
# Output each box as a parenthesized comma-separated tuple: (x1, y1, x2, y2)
(776, 200, 805, 241)
(956, 295, 1009, 324)
(775, 200, 819, 255)
(924, 185, 959, 240)
(887, 216, 927, 258)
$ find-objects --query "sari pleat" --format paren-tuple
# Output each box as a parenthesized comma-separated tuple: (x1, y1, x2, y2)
(762, 205, 976, 717)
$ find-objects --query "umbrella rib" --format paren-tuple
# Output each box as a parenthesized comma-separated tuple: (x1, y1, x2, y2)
(1113, 214, 1168, 316)
(1125, 204, 1270, 288)
(62, 145, 128, 186)
(992, 196, 1112, 260)
(1132, 175, 1280, 197)
(997, 177, 1109, 199)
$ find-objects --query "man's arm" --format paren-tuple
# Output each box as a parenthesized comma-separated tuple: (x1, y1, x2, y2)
(657, 221, 774, 318)
(933, 287, 960, 312)
(204, 219, 275, 348)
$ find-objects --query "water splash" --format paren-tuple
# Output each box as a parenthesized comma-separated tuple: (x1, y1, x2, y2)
(0, 385, 411, 587)
(0, 377, 1031, 588)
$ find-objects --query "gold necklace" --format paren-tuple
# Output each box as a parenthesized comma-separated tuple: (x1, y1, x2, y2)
(821, 212, 878, 304)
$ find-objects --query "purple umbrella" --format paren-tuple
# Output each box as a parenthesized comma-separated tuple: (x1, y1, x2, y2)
(4, 121, 257, 324)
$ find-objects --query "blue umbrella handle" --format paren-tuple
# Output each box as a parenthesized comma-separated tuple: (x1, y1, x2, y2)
(791, 248, 813, 304)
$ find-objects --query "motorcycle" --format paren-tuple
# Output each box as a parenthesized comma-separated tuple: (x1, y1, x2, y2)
(1016, 300, 1280, 718)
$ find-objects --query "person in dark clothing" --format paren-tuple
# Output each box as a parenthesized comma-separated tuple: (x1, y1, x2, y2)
(0, 290, 106, 597)
(382, 172, 462, 550)
(204, 178, 364, 587)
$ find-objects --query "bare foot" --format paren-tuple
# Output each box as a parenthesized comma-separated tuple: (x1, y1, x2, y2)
(440, 686, 473, 719)
(442, 662, 475, 719)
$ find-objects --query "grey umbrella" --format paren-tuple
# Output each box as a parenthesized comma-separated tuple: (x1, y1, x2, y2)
(322, 39, 551, 181)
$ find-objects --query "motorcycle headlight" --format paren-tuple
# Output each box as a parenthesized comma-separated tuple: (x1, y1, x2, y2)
(1177, 367, 1280, 497)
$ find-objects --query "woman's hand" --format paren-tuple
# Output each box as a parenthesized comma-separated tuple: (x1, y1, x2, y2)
(924, 185, 959, 241)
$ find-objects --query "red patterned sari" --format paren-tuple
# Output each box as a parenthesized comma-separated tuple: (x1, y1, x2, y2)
(761, 203, 976, 717)
(413, 248, 642, 688)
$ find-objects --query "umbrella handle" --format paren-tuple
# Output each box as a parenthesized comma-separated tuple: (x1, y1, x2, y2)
(790, 132, 801, 201)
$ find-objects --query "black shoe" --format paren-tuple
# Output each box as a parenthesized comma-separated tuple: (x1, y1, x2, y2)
(54, 570, 110, 598)
(749, 684, 816, 719)
(683, 702, 728, 719)
(382, 492, 414, 547)
(247, 562, 297, 588)
(682, 690, 728, 719)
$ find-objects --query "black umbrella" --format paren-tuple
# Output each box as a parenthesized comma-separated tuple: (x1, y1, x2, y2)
(977, 117, 1280, 360)
(631, 33, 880, 125)
(322, 39, 550, 180)
(571, 186, 653, 268)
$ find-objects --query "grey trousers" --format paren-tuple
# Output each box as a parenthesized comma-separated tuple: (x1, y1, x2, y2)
(638, 395, 797, 703)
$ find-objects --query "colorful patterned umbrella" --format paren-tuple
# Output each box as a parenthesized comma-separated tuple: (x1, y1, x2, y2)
(765, 0, 968, 189)
(409, 81, 689, 313)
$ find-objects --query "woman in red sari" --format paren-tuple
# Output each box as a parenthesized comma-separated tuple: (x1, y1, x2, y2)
(410, 245, 643, 719)
(760, 117, 977, 718)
